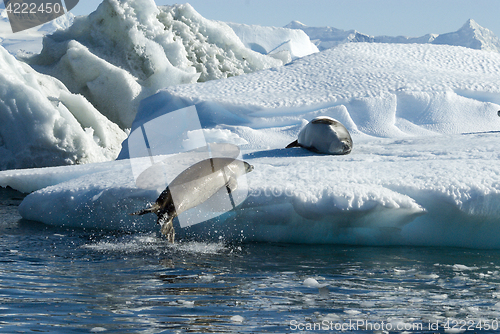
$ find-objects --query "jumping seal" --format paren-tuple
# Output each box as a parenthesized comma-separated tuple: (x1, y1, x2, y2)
(286, 116, 353, 155)
(131, 157, 254, 243)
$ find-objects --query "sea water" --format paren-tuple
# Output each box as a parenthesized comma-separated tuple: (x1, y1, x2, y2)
(2, 187, 500, 333)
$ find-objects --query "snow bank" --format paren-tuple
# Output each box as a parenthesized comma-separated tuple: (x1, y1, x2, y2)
(227, 22, 318, 60)
(26, 0, 282, 129)
(0, 44, 127, 170)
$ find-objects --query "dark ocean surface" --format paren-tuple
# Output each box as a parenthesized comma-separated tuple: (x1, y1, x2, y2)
(1, 187, 500, 333)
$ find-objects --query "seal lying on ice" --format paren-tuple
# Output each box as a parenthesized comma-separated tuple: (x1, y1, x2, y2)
(286, 116, 353, 155)
(130, 158, 254, 243)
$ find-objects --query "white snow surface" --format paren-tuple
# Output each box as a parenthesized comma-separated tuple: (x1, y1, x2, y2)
(4, 42, 500, 248)
(0, 44, 127, 170)
(25, 0, 283, 129)
(121, 43, 500, 145)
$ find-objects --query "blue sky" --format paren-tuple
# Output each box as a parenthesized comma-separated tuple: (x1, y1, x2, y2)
(44, 0, 500, 37)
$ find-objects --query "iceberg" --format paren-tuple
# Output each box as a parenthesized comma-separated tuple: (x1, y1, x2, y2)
(227, 22, 319, 61)
(285, 20, 382, 51)
(11, 131, 500, 248)
(1, 1, 294, 171)
(288, 19, 500, 53)
(0, 44, 127, 170)
(25, 0, 283, 129)
(5, 42, 500, 248)
(432, 19, 500, 52)
(0, 8, 74, 55)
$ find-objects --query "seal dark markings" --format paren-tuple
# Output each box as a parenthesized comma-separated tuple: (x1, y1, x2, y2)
(130, 157, 254, 243)
(286, 116, 353, 155)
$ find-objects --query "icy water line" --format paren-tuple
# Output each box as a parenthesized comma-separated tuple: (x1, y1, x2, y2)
(2, 187, 500, 333)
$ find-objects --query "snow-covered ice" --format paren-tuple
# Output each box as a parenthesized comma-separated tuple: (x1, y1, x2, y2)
(2, 1, 498, 170)
(120, 43, 500, 144)
(0, 43, 127, 170)
(11, 131, 500, 248)
(1, 0, 299, 171)
(2, 1, 500, 247)
(3, 40, 500, 248)
(25, 0, 283, 129)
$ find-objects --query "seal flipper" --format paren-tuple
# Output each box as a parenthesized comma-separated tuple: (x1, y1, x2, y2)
(285, 140, 300, 149)
(159, 216, 175, 243)
(129, 203, 160, 216)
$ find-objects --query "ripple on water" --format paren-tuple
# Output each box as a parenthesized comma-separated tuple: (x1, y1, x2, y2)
(3, 191, 500, 333)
